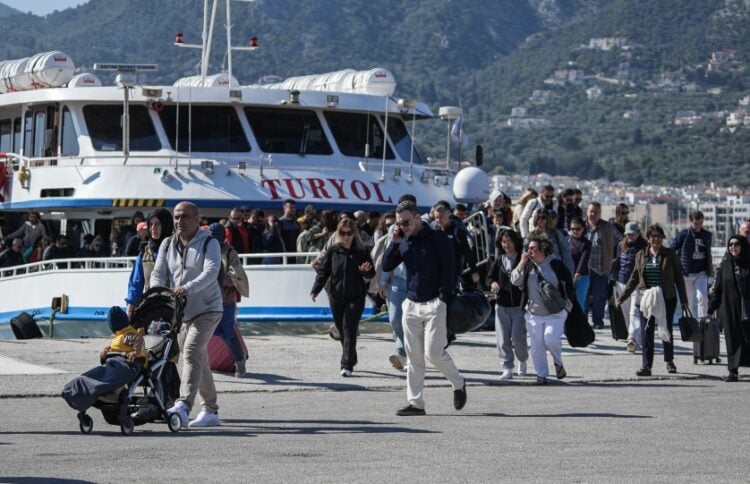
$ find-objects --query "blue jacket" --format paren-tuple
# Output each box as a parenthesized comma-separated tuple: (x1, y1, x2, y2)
(125, 249, 155, 305)
(382, 221, 455, 303)
(671, 228, 712, 276)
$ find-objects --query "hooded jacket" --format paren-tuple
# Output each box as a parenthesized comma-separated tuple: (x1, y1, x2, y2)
(150, 228, 223, 320)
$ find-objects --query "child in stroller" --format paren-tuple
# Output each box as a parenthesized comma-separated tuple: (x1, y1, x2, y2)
(61, 287, 185, 435)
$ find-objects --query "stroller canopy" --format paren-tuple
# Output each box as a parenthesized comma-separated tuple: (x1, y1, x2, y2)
(130, 287, 185, 330)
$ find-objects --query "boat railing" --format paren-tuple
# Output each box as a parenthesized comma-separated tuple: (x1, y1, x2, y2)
(0, 252, 319, 280)
(12, 152, 441, 178)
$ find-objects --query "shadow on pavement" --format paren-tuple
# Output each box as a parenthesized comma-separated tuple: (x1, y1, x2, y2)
(0, 479, 96, 484)
(448, 412, 652, 419)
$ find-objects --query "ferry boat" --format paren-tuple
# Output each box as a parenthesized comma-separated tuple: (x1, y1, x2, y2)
(0, 0, 490, 333)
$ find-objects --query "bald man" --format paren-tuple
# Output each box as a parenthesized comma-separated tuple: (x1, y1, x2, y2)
(151, 202, 223, 429)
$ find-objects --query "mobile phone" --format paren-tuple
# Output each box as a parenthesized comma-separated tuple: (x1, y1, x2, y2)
(396, 227, 404, 238)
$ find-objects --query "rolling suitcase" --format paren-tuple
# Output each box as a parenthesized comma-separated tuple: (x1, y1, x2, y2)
(693, 316, 721, 364)
(608, 296, 628, 341)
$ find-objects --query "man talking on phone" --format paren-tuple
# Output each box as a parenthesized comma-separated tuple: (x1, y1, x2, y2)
(383, 200, 467, 416)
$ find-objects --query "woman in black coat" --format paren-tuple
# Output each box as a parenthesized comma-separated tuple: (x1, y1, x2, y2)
(311, 218, 375, 377)
(709, 235, 750, 382)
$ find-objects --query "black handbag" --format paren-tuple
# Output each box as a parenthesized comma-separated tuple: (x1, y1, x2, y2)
(447, 289, 492, 334)
(678, 308, 702, 343)
(537, 272, 567, 314)
(565, 299, 595, 347)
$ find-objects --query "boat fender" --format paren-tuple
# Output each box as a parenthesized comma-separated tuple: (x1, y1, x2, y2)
(10, 312, 44, 339)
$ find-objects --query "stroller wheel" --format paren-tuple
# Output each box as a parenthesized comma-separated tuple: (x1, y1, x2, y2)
(168, 412, 182, 433)
(78, 413, 93, 434)
(119, 415, 135, 436)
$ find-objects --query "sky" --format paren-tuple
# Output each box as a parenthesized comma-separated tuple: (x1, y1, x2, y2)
(2, 0, 88, 16)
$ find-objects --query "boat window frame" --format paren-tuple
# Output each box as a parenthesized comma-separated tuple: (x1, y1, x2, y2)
(59, 105, 80, 157)
(0, 119, 11, 153)
(243, 106, 333, 156)
(381, 115, 425, 164)
(82, 104, 162, 152)
(157, 104, 251, 153)
(323, 111, 394, 160)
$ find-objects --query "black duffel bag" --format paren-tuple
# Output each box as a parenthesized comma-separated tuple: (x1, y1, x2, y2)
(678, 308, 702, 343)
(447, 289, 492, 334)
(565, 299, 595, 348)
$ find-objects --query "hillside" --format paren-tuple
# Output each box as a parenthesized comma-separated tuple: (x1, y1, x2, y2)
(0, 2, 20, 16)
(0, 0, 747, 186)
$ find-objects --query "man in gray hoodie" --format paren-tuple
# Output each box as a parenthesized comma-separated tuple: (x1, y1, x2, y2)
(151, 202, 223, 429)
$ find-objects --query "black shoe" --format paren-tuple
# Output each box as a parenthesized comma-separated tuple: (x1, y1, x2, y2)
(725, 371, 739, 382)
(555, 364, 567, 380)
(396, 404, 426, 416)
(636, 367, 651, 377)
(593, 324, 604, 330)
(534, 376, 548, 385)
(453, 384, 467, 410)
(666, 362, 677, 374)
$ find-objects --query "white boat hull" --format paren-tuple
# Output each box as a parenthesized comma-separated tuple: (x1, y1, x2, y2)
(0, 256, 376, 328)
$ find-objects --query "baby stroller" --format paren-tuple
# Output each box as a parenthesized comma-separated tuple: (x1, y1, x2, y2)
(77, 287, 185, 436)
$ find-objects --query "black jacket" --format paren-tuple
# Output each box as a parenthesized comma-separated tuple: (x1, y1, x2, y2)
(486, 254, 523, 307)
(436, 214, 477, 283)
(518, 257, 576, 312)
(311, 244, 375, 300)
(0, 248, 23, 268)
(383, 222, 455, 303)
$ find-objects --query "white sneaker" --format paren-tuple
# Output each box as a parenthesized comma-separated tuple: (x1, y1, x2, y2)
(167, 400, 189, 429)
(518, 361, 528, 376)
(188, 410, 221, 428)
(340, 369, 352, 377)
(499, 369, 513, 380)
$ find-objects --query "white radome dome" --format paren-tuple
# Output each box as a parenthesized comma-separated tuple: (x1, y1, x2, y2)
(453, 166, 489, 204)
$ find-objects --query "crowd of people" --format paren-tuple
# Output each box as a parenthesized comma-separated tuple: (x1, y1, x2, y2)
(6, 183, 750, 421)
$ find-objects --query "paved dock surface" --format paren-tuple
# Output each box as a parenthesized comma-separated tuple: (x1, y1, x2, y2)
(0, 327, 747, 482)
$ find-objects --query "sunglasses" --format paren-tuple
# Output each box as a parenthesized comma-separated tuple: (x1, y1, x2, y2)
(396, 220, 411, 227)
(729, 242, 741, 247)
(340, 231, 354, 236)
(570, 226, 583, 231)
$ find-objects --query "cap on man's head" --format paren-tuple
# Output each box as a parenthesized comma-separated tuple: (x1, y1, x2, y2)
(136, 221, 148, 232)
(624, 222, 640, 235)
(108, 306, 130, 333)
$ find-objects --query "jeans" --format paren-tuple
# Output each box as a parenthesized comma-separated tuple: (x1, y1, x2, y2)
(215, 303, 245, 362)
(329, 295, 366, 371)
(574, 275, 590, 313)
(588, 272, 609, 326)
(640, 297, 676, 369)
(494, 305, 528, 369)
(525, 310, 567, 378)
(684, 272, 708, 318)
(178, 311, 222, 412)
(615, 282, 641, 345)
(386, 285, 407, 358)
(402, 298, 464, 410)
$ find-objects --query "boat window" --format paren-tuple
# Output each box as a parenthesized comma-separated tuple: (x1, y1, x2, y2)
(158, 105, 250, 152)
(83, 105, 160, 151)
(12, 117, 21, 153)
(23, 112, 32, 156)
(60, 107, 79, 156)
(383, 116, 425, 164)
(244, 108, 332, 155)
(0, 120, 11, 153)
(324, 112, 394, 159)
(33, 111, 46, 158)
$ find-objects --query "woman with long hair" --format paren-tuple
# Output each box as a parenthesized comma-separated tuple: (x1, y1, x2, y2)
(311, 218, 375, 377)
(567, 217, 591, 311)
(617, 225, 688, 376)
(487, 228, 528, 379)
(709, 235, 750, 382)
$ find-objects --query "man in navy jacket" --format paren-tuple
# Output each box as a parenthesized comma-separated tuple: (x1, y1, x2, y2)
(383, 201, 467, 416)
(671, 210, 712, 318)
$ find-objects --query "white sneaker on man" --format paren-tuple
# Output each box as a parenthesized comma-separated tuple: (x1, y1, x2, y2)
(188, 410, 221, 428)
(499, 369, 513, 380)
(517, 361, 528, 376)
(167, 400, 189, 429)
